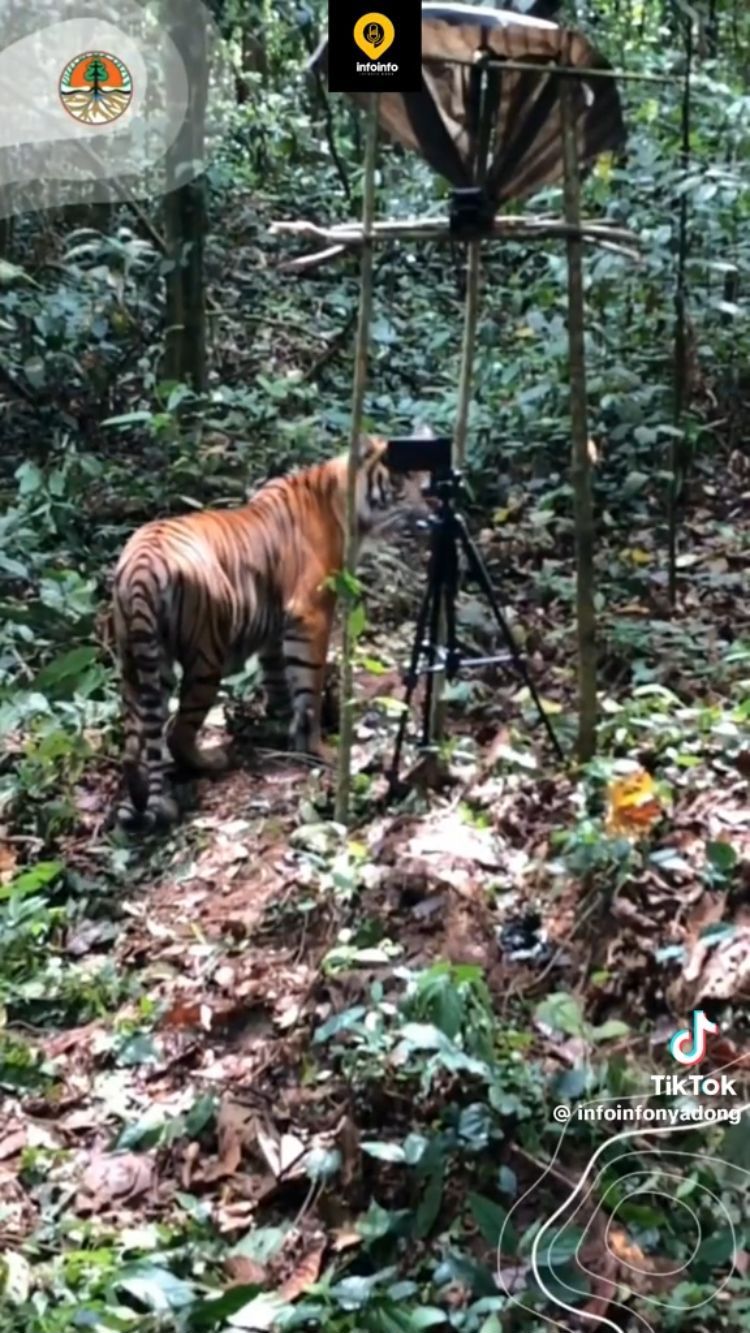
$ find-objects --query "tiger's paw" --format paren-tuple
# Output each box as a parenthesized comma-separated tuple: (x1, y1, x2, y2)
(289, 734, 334, 767)
(264, 696, 292, 724)
(170, 744, 231, 776)
(115, 794, 181, 834)
(194, 745, 231, 775)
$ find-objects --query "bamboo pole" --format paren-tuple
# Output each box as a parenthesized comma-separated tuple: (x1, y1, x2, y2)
(454, 241, 482, 469)
(334, 96, 378, 826)
(560, 71, 597, 763)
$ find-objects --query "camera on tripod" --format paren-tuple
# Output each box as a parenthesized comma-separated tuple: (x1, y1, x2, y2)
(385, 434, 452, 479)
(385, 432, 563, 790)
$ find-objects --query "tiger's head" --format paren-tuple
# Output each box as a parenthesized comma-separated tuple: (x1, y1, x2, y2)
(353, 434, 432, 539)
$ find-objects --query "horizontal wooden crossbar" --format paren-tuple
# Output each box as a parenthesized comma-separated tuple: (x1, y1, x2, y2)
(269, 213, 641, 271)
(421, 53, 681, 86)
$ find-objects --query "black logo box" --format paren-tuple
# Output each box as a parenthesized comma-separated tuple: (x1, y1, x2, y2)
(327, 0, 423, 93)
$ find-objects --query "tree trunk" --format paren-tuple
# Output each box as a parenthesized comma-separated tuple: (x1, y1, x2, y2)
(163, 0, 208, 391)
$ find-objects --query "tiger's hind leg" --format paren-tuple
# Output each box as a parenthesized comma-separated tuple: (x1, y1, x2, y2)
(117, 654, 179, 831)
(283, 599, 335, 758)
(167, 664, 230, 774)
(260, 644, 292, 722)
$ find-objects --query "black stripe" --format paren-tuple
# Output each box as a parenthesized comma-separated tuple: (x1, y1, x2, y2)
(284, 655, 323, 670)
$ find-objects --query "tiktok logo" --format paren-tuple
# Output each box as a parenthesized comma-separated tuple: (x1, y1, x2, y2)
(668, 1010, 719, 1067)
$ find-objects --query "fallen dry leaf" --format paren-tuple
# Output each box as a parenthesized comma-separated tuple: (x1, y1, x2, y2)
(706, 1037, 750, 1073)
(0, 1129, 28, 1161)
(407, 812, 504, 869)
(76, 1151, 155, 1213)
(331, 1228, 362, 1253)
(161, 1001, 204, 1030)
(224, 1255, 268, 1287)
(201, 1099, 255, 1182)
(676, 926, 750, 1005)
(335, 1114, 361, 1189)
(606, 770, 663, 838)
(0, 843, 18, 885)
(277, 1241, 325, 1302)
(213, 1200, 257, 1234)
(41, 1021, 102, 1060)
(608, 1227, 647, 1267)
(256, 1128, 307, 1180)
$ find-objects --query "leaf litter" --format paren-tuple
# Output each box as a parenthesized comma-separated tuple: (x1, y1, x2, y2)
(2, 459, 750, 1326)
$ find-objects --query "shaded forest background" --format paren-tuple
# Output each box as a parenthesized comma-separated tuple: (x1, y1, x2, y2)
(0, 2, 749, 1331)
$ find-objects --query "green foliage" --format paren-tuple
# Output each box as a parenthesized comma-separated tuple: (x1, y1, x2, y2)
(0, 861, 130, 1025)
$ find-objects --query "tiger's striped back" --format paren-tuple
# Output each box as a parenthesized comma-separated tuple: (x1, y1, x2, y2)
(112, 438, 425, 830)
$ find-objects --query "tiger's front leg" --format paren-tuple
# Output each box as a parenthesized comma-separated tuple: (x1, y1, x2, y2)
(283, 600, 335, 758)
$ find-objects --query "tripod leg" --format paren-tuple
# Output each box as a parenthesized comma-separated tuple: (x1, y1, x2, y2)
(456, 519, 564, 760)
(420, 561, 447, 748)
(442, 520, 462, 680)
(388, 567, 436, 785)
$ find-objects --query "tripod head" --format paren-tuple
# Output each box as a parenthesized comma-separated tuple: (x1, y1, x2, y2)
(386, 434, 467, 516)
(386, 433, 452, 475)
(422, 467, 466, 506)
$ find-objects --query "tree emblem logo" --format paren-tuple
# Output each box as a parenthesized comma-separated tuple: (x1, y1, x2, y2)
(59, 51, 133, 126)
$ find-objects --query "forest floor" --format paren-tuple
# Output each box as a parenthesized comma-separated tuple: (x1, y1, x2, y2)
(1, 439, 749, 1330)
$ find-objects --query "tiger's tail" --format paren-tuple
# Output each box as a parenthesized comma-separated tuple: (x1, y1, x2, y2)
(113, 563, 171, 819)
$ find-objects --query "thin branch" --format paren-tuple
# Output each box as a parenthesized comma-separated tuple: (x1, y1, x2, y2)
(125, 195, 167, 253)
(312, 66, 353, 202)
(278, 243, 347, 273)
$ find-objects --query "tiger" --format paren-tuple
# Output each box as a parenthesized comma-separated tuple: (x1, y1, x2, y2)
(111, 436, 428, 830)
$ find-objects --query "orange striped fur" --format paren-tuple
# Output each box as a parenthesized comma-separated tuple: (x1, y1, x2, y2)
(112, 438, 425, 829)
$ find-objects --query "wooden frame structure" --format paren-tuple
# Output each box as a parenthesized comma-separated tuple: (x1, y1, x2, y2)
(271, 16, 646, 822)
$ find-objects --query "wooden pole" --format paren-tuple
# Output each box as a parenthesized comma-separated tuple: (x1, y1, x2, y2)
(560, 70, 597, 763)
(454, 240, 482, 469)
(335, 95, 378, 826)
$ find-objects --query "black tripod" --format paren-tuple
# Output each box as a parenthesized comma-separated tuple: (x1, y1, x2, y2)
(387, 468, 564, 788)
